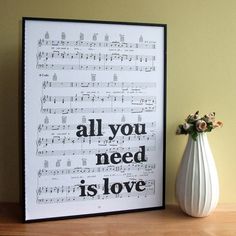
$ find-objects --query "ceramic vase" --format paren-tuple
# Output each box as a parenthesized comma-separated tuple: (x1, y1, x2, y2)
(175, 132, 219, 217)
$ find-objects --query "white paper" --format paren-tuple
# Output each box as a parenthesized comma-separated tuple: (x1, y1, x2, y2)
(24, 19, 165, 220)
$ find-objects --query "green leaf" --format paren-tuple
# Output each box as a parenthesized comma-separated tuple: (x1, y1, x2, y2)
(191, 131, 198, 141)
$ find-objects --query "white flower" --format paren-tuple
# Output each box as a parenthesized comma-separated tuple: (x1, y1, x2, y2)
(204, 112, 216, 123)
(196, 120, 208, 132)
(176, 127, 182, 135)
(186, 111, 199, 123)
(183, 123, 191, 130)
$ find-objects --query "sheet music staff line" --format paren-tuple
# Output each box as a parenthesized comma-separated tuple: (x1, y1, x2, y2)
(37, 163, 156, 177)
(41, 107, 156, 114)
(36, 145, 156, 157)
(42, 81, 157, 89)
(36, 188, 155, 204)
(37, 51, 155, 62)
(41, 95, 156, 104)
(38, 39, 156, 49)
(37, 134, 156, 147)
(37, 180, 155, 195)
(37, 64, 156, 72)
(37, 121, 156, 132)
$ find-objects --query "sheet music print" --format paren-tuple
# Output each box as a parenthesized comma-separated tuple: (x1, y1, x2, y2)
(25, 21, 164, 219)
(36, 78, 157, 203)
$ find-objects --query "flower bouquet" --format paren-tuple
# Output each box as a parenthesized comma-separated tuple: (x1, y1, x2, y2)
(175, 111, 222, 217)
(176, 111, 223, 140)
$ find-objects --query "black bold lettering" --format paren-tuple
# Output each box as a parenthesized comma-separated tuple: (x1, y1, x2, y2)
(123, 152, 133, 163)
(96, 153, 109, 165)
(96, 119, 103, 136)
(79, 179, 86, 197)
(136, 181, 146, 192)
(108, 124, 121, 140)
(123, 181, 136, 192)
(120, 123, 133, 136)
(134, 146, 146, 163)
(134, 123, 147, 135)
(110, 152, 121, 164)
(76, 125, 88, 137)
(103, 178, 110, 195)
(87, 184, 98, 196)
(110, 182, 123, 194)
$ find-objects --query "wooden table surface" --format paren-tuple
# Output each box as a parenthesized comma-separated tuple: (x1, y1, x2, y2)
(0, 203, 235, 236)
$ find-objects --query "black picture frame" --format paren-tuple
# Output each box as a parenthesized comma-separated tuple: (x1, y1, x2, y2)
(22, 17, 167, 222)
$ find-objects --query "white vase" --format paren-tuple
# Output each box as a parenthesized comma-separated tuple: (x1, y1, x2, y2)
(175, 133, 219, 217)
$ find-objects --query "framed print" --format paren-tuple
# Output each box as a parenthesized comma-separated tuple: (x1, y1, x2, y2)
(22, 17, 166, 222)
